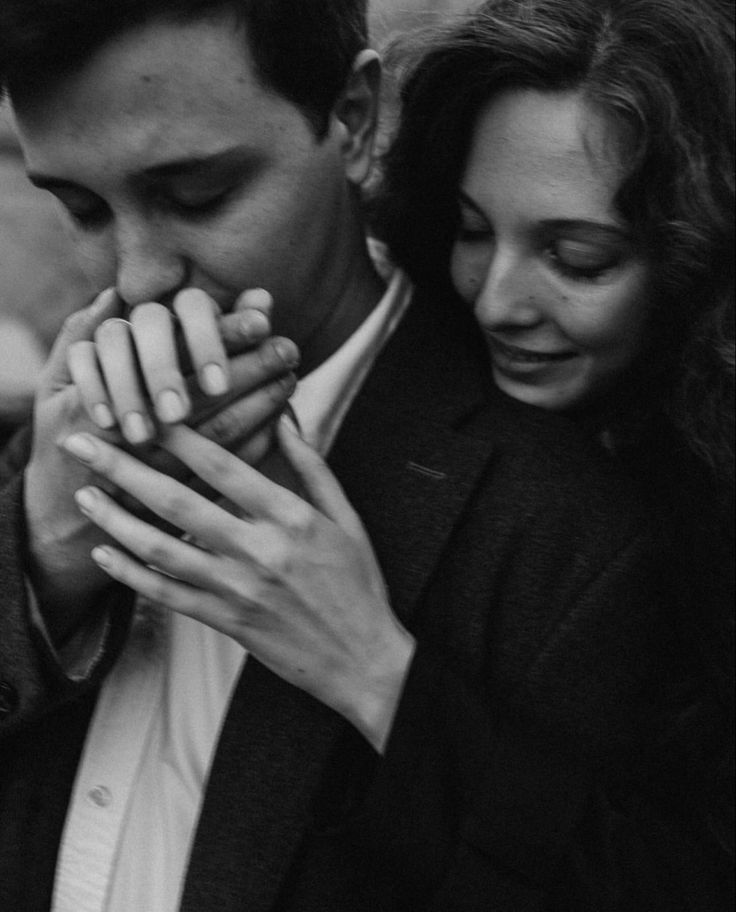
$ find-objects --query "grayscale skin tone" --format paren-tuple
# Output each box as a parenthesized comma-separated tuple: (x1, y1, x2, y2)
(451, 89, 652, 412)
(12, 11, 415, 750)
(24, 32, 659, 754)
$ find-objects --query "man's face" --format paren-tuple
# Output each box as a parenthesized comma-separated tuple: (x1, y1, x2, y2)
(12, 13, 367, 348)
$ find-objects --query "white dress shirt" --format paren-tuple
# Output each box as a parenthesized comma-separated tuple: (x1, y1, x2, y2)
(51, 243, 412, 912)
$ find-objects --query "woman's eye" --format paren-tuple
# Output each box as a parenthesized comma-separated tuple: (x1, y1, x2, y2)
(456, 221, 493, 243)
(551, 239, 621, 280)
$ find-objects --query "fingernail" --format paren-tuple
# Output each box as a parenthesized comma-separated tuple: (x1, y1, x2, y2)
(157, 389, 187, 423)
(91, 545, 112, 568)
(63, 433, 99, 463)
(278, 373, 298, 394)
(237, 288, 273, 314)
(122, 411, 151, 444)
(273, 339, 300, 369)
(93, 403, 116, 429)
(201, 363, 229, 396)
(75, 487, 98, 512)
(90, 287, 117, 315)
(239, 309, 269, 338)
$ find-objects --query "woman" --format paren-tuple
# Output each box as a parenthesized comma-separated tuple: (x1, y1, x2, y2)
(55, 0, 732, 907)
(372, 0, 734, 880)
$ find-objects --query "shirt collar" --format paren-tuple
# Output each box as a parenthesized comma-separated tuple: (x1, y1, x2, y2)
(290, 240, 413, 455)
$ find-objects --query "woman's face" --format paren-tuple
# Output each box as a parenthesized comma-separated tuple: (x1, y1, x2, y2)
(451, 88, 652, 411)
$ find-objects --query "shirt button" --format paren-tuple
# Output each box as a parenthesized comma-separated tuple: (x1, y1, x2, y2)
(0, 680, 19, 718)
(88, 785, 113, 808)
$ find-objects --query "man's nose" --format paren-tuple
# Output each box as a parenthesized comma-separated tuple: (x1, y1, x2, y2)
(473, 249, 542, 331)
(114, 219, 188, 308)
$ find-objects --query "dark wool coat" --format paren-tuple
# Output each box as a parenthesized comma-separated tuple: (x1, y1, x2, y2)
(0, 292, 730, 911)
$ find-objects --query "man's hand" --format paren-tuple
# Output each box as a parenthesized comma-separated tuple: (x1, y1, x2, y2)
(61, 422, 416, 753)
(23, 287, 299, 643)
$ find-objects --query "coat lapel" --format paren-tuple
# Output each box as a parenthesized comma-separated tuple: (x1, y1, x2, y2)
(181, 291, 497, 912)
(330, 288, 498, 623)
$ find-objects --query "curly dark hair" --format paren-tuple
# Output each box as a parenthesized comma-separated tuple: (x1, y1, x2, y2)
(0, 0, 368, 137)
(373, 0, 734, 485)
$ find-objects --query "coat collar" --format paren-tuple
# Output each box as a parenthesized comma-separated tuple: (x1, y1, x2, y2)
(182, 290, 499, 912)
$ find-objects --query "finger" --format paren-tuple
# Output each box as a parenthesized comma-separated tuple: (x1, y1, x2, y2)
(75, 485, 221, 585)
(228, 336, 300, 395)
(218, 288, 274, 354)
(276, 416, 367, 539)
(173, 288, 230, 397)
(61, 432, 254, 553)
(95, 318, 156, 445)
(160, 424, 300, 520)
(91, 545, 237, 635)
(42, 288, 121, 392)
(91, 543, 222, 615)
(187, 338, 299, 429)
(235, 287, 274, 318)
(67, 340, 116, 430)
(129, 303, 192, 425)
(196, 373, 296, 451)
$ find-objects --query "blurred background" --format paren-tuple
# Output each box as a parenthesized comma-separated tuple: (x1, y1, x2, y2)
(0, 0, 476, 438)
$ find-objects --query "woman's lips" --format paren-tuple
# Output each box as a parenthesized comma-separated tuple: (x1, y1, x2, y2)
(487, 337, 577, 364)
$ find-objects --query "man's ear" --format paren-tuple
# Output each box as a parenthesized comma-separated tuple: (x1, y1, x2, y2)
(332, 49, 382, 185)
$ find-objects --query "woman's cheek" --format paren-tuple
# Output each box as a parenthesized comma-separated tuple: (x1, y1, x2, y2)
(450, 244, 486, 302)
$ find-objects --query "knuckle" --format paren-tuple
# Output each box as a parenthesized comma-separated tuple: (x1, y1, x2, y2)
(140, 540, 170, 569)
(199, 450, 232, 480)
(260, 538, 293, 579)
(159, 489, 189, 522)
(202, 407, 243, 446)
(280, 501, 314, 537)
(145, 574, 170, 606)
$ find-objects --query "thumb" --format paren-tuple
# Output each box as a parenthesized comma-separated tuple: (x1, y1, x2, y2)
(42, 288, 122, 392)
(276, 414, 367, 540)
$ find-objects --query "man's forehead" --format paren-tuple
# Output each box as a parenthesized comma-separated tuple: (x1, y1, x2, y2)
(13, 14, 311, 178)
(13, 12, 267, 125)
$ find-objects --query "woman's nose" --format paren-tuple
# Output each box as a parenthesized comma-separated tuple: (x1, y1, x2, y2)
(473, 250, 543, 331)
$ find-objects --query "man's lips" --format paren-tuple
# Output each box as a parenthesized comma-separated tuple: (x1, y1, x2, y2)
(487, 337, 577, 364)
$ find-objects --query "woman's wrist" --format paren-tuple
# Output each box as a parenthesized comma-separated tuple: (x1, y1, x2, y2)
(346, 626, 417, 754)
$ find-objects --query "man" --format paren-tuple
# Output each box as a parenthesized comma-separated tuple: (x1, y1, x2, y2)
(0, 2, 714, 911)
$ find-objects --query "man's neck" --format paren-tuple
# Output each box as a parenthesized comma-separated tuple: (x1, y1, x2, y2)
(297, 241, 386, 377)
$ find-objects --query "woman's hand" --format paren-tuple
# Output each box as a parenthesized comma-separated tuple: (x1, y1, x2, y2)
(22, 288, 297, 642)
(61, 420, 416, 753)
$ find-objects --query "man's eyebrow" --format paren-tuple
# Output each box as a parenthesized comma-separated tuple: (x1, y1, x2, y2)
(27, 146, 259, 190)
(141, 146, 258, 179)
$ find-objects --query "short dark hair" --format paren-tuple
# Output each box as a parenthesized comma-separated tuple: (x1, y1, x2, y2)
(373, 0, 734, 482)
(0, 0, 368, 135)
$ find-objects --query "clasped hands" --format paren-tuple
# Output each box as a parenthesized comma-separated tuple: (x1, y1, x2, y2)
(37, 285, 414, 752)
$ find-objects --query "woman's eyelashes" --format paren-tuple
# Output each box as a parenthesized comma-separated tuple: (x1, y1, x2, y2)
(549, 239, 622, 281)
(455, 222, 624, 281)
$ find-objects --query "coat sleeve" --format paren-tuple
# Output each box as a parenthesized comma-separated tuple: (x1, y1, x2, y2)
(347, 534, 733, 912)
(0, 433, 131, 737)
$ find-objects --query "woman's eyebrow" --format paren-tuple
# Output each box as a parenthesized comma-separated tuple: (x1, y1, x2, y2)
(538, 219, 633, 241)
